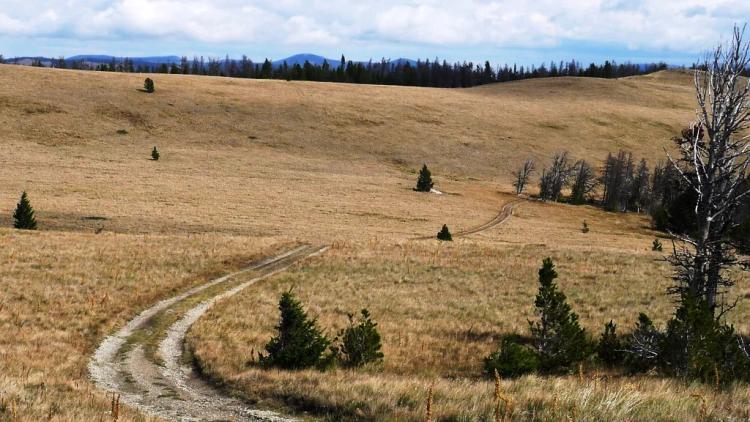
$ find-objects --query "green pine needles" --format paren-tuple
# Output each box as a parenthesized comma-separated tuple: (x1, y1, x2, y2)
(414, 164, 434, 192)
(13, 191, 37, 230)
(335, 309, 384, 367)
(261, 292, 385, 371)
(437, 224, 453, 241)
(529, 258, 591, 371)
(261, 291, 331, 370)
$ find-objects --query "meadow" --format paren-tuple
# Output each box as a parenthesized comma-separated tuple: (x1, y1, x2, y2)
(0, 64, 739, 420)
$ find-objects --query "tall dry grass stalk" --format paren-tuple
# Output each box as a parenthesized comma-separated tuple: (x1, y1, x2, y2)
(425, 382, 434, 422)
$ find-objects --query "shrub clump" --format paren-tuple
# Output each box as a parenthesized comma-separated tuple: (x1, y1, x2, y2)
(484, 334, 540, 378)
(652, 239, 663, 251)
(414, 164, 434, 192)
(529, 258, 592, 372)
(437, 224, 452, 241)
(151, 146, 160, 161)
(260, 291, 331, 370)
(334, 309, 384, 368)
(144, 77, 155, 93)
(13, 191, 37, 230)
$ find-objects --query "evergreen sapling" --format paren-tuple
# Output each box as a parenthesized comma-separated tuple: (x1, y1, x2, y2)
(13, 191, 37, 230)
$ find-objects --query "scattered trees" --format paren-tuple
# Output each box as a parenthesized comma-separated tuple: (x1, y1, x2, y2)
(261, 292, 384, 371)
(414, 164, 434, 192)
(437, 224, 453, 241)
(512, 158, 535, 195)
(144, 78, 154, 93)
(13, 191, 37, 230)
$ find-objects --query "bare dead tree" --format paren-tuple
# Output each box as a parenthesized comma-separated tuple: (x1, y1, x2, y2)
(539, 152, 572, 202)
(512, 158, 535, 195)
(570, 160, 596, 204)
(666, 25, 750, 314)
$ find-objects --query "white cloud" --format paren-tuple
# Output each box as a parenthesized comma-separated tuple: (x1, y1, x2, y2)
(0, 0, 744, 53)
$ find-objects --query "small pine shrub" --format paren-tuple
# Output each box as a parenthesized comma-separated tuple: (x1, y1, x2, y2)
(529, 258, 592, 372)
(151, 146, 160, 161)
(597, 320, 624, 366)
(414, 164, 434, 192)
(334, 309, 384, 367)
(260, 291, 331, 370)
(652, 239, 663, 251)
(484, 334, 540, 378)
(581, 221, 589, 233)
(13, 191, 37, 230)
(437, 224, 453, 241)
(144, 78, 155, 93)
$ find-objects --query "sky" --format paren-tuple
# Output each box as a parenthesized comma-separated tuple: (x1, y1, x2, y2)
(0, 0, 748, 65)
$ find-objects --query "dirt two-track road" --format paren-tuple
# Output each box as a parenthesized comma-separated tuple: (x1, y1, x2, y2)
(89, 200, 520, 421)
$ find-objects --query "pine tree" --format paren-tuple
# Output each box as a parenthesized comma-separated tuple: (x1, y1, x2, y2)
(144, 77, 155, 93)
(529, 258, 591, 371)
(151, 146, 160, 161)
(437, 224, 452, 241)
(414, 164, 434, 192)
(597, 320, 623, 365)
(261, 291, 331, 370)
(335, 309, 384, 367)
(13, 191, 37, 230)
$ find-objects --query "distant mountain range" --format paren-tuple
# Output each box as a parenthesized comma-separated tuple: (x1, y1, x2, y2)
(3, 53, 419, 68)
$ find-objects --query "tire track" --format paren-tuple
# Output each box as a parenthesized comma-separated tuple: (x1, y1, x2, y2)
(89, 244, 326, 421)
(413, 198, 521, 240)
(88, 198, 519, 420)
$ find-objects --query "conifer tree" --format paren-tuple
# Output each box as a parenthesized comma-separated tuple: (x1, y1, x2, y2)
(415, 164, 434, 192)
(151, 146, 160, 161)
(437, 224, 452, 241)
(144, 77, 155, 93)
(335, 309, 384, 367)
(261, 291, 331, 370)
(13, 191, 37, 230)
(529, 258, 590, 371)
(597, 320, 623, 365)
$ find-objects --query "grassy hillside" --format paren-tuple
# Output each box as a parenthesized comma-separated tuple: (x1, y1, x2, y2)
(0, 65, 696, 240)
(0, 65, 730, 421)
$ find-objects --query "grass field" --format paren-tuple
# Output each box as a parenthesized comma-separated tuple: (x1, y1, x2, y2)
(187, 200, 750, 421)
(0, 64, 739, 420)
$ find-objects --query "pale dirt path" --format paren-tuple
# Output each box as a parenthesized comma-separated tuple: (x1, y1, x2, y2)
(89, 244, 326, 421)
(413, 198, 521, 240)
(88, 198, 519, 421)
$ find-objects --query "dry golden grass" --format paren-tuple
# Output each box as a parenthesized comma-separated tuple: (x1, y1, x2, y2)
(0, 65, 732, 420)
(0, 229, 285, 420)
(188, 201, 750, 421)
(0, 64, 696, 242)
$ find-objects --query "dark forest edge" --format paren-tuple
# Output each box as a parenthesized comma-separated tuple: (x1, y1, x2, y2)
(0, 52, 677, 88)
